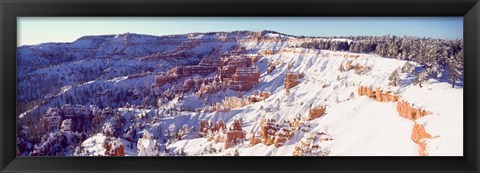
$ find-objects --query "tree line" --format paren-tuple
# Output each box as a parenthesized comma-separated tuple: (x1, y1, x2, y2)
(300, 35, 463, 87)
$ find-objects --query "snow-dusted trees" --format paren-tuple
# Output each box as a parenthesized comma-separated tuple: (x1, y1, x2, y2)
(414, 69, 429, 88)
(137, 130, 159, 156)
(447, 49, 464, 87)
(401, 62, 415, 73)
(388, 68, 401, 86)
(300, 35, 463, 86)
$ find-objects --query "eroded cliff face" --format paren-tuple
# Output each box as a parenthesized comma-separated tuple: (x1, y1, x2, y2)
(357, 86, 399, 102)
(285, 73, 301, 89)
(411, 123, 432, 156)
(396, 101, 432, 120)
(357, 85, 435, 156)
(307, 106, 326, 121)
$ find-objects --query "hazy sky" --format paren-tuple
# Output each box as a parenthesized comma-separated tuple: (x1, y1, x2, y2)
(18, 17, 463, 46)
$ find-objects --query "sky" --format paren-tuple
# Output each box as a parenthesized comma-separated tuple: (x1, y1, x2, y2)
(17, 17, 463, 46)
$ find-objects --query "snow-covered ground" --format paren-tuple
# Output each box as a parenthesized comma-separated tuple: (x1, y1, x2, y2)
(109, 48, 462, 156)
(17, 31, 463, 156)
(156, 49, 462, 156)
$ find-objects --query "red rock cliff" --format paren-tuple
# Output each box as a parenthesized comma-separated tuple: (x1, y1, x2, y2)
(397, 101, 432, 120)
(411, 123, 432, 156)
(357, 86, 399, 102)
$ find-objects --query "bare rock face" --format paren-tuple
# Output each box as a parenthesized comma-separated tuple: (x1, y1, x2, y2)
(199, 120, 209, 137)
(344, 61, 351, 71)
(344, 61, 370, 74)
(267, 63, 276, 73)
(154, 74, 171, 87)
(230, 67, 260, 91)
(411, 123, 432, 143)
(259, 118, 277, 146)
(273, 122, 294, 148)
(357, 86, 399, 102)
(225, 120, 245, 149)
(249, 133, 262, 147)
(411, 123, 432, 156)
(308, 106, 326, 121)
(397, 101, 432, 120)
(285, 73, 301, 89)
(104, 138, 125, 156)
(199, 120, 227, 140)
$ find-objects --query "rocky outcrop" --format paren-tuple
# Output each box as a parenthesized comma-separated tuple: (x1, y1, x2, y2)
(344, 61, 370, 75)
(261, 50, 278, 55)
(225, 119, 246, 149)
(259, 118, 277, 146)
(285, 72, 301, 89)
(397, 101, 432, 120)
(154, 74, 171, 87)
(199, 120, 210, 137)
(218, 57, 253, 80)
(156, 52, 261, 94)
(357, 85, 434, 156)
(199, 120, 227, 137)
(249, 132, 262, 147)
(258, 118, 301, 148)
(169, 66, 218, 78)
(307, 106, 326, 120)
(357, 86, 399, 102)
(267, 62, 276, 73)
(411, 123, 432, 156)
(104, 138, 125, 156)
(247, 91, 271, 103)
(230, 67, 260, 91)
(273, 122, 294, 148)
(292, 131, 332, 156)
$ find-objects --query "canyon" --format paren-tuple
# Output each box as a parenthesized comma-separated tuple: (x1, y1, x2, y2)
(16, 31, 463, 156)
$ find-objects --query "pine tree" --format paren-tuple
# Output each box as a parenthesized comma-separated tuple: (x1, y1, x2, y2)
(447, 49, 463, 87)
(414, 69, 429, 88)
(388, 68, 401, 86)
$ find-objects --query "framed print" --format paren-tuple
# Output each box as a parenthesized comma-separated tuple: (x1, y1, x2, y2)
(1, 0, 479, 172)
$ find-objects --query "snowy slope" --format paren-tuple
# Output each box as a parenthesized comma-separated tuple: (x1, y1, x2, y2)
(108, 48, 461, 156)
(18, 31, 463, 156)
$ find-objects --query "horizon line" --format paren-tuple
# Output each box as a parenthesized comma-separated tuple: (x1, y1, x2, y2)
(18, 30, 463, 47)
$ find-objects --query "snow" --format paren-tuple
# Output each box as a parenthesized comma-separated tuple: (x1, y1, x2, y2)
(144, 48, 461, 156)
(80, 133, 107, 156)
(402, 83, 463, 156)
(137, 130, 159, 156)
(18, 31, 463, 156)
(317, 98, 418, 156)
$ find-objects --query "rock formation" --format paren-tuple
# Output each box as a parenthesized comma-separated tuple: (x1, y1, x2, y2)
(259, 118, 277, 146)
(225, 119, 246, 149)
(230, 66, 260, 91)
(292, 131, 331, 156)
(397, 101, 432, 120)
(307, 106, 326, 120)
(248, 131, 262, 147)
(104, 138, 125, 156)
(344, 61, 370, 74)
(285, 72, 301, 89)
(247, 91, 271, 103)
(411, 123, 432, 156)
(273, 121, 294, 148)
(357, 86, 399, 102)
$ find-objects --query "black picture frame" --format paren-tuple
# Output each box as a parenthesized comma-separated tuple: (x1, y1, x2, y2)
(1, 0, 479, 172)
